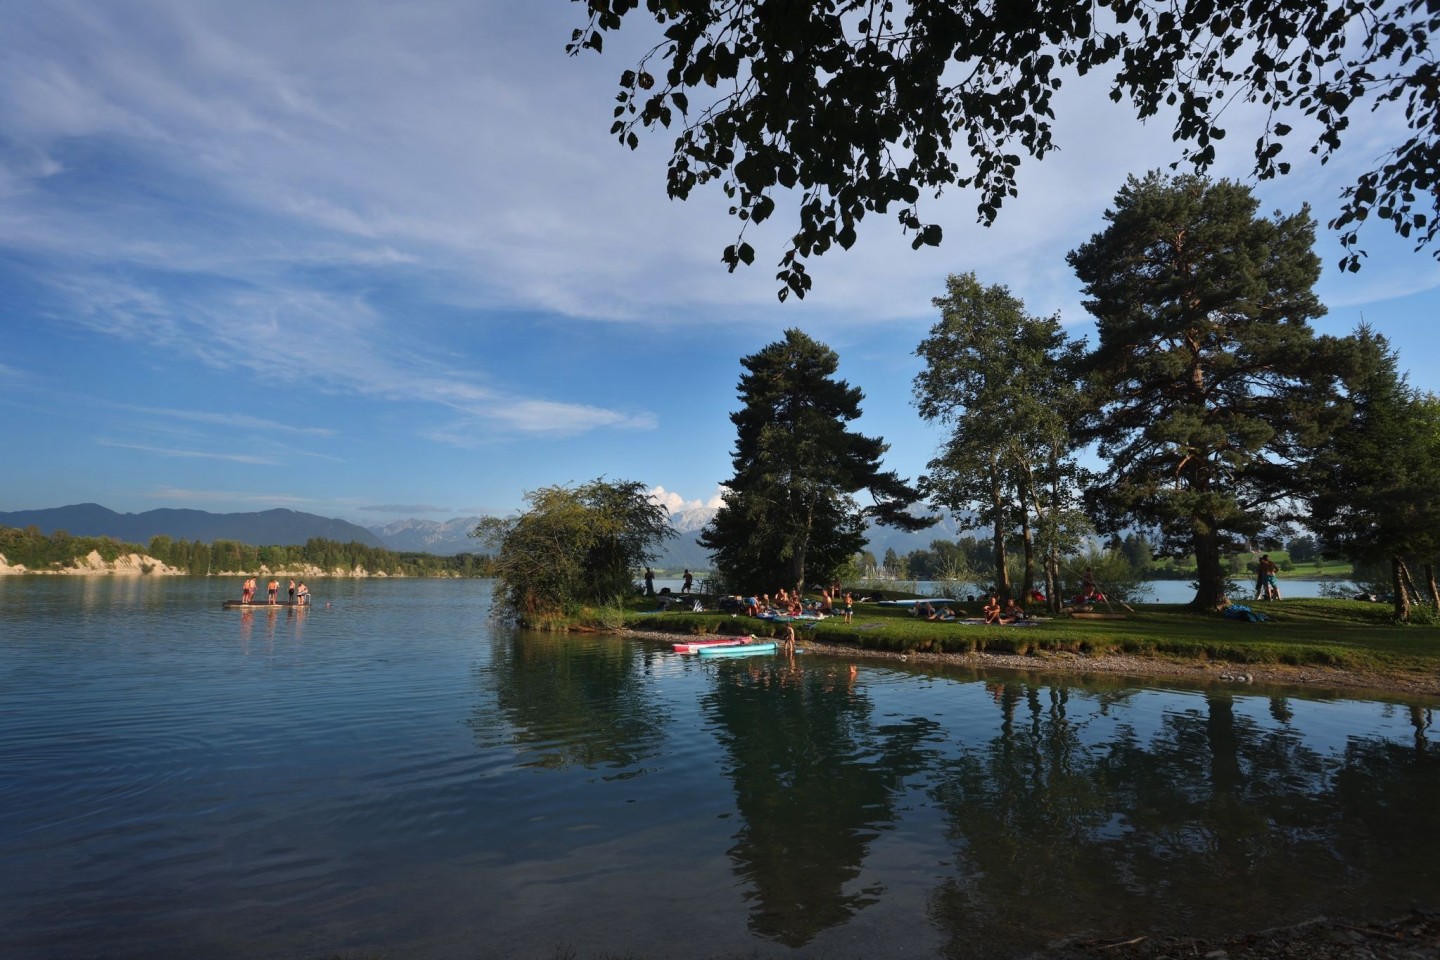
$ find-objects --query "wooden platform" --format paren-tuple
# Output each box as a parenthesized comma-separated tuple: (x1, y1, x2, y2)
(222, 600, 311, 609)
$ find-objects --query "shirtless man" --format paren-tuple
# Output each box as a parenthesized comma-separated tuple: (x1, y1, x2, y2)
(982, 595, 1003, 624)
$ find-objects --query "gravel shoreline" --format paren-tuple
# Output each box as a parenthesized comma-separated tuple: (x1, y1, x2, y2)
(795, 640, 1440, 700)
(1031, 909, 1440, 959)
(627, 627, 1440, 700)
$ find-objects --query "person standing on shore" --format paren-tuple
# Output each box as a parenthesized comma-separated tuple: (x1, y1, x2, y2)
(644, 567, 655, 596)
(682, 569, 693, 594)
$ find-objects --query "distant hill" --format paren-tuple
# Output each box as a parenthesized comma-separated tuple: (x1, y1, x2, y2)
(0, 503, 385, 548)
(370, 516, 487, 555)
(364, 504, 972, 571)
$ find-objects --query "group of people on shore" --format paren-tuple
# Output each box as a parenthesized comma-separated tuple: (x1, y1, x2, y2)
(733, 584, 855, 623)
(239, 577, 309, 605)
(911, 594, 1029, 624)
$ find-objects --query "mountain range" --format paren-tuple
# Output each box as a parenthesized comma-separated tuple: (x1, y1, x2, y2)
(2, 503, 973, 570)
(0, 503, 385, 549)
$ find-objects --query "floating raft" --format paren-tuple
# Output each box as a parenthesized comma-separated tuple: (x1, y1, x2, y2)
(222, 600, 312, 609)
(698, 641, 778, 658)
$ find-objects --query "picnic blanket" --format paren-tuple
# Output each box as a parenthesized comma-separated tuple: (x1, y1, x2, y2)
(1223, 604, 1269, 623)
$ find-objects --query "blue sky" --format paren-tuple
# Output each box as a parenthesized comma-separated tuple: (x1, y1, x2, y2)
(3, 1, 1437, 526)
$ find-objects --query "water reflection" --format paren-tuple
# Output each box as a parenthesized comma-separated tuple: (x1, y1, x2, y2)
(5, 577, 1436, 960)
(925, 679, 1440, 954)
(702, 655, 941, 946)
(470, 630, 670, 771)
(234, 602, 308, 656)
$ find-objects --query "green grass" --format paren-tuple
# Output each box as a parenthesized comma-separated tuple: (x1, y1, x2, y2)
(615, 593, 1440, 682)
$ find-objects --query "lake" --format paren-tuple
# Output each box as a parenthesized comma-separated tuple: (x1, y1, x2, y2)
(1, 577, 1436, 960)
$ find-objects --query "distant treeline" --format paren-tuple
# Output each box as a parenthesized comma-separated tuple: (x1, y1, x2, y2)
(879, 533, 1332, 586)
(0, 525, 496, 577)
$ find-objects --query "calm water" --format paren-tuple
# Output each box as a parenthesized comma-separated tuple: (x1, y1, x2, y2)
(1, 577, 1436, 960)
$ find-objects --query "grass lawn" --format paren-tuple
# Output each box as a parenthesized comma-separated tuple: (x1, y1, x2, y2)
(618, 593, 1440, 684)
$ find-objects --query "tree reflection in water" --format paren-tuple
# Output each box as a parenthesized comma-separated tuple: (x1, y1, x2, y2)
(468, 629, 671, 770)
(927, 680, 1438, 957)
(702, 654, 943, 946)
(462, 628, 1438, 958)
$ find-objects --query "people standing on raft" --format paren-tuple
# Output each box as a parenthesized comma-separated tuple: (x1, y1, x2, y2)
(267, 578, 279, 604)
(288, 579, 296, 603)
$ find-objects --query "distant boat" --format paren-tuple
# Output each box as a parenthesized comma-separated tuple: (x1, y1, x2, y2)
(222, 599, 311, 609)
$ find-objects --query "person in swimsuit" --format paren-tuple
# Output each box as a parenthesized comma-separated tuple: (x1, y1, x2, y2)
(288, 579, 296, 603)
(267, 579, 279, 604)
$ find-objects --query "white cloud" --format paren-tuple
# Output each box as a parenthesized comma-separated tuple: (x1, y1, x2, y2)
(648, 485, 726, 513)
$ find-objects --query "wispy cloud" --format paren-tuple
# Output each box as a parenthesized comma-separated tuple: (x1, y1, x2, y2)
(150, 485, 322, 507)
(359, 503, 453, 514)
(97, 439, 280, 465)
(120, 404, 337, 436)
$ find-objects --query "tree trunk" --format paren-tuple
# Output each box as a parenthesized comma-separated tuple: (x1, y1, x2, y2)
(1046, 552, 1062, 614)
(1019, 504, 1036, 604)
(1399, 558, 1422, 613)
(792, 503, 812, 596)
(1425, 562, 1440, 614)
(988, 458, 1011, 599)
(1190, 523, 1229, 608)
(1392, 555, 1411, 622)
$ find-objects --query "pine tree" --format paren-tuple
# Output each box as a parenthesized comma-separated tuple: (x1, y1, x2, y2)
(1068, 172, 1353, 608)
(700, 329, 931, 594)
(1307, 326, 1440, 621)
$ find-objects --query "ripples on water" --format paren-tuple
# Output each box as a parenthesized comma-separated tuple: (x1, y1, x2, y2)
(0, 577, 1436, 960)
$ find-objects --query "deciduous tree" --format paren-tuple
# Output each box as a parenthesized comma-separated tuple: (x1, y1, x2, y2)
(476, 478, 675, 623)
(914, 273, 1084, 605)
(571, 0, 1439, 298)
